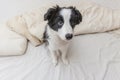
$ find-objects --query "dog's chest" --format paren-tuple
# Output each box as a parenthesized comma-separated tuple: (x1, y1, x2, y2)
(48, 37, 68, 50)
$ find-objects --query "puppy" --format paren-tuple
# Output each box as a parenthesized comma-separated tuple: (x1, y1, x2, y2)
(44, 5, 82, 66)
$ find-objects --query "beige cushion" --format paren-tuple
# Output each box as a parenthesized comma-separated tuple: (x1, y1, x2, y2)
(0, 23, 27, 56)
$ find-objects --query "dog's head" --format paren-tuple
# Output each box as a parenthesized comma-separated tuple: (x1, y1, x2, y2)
(44, 5, 82, 41)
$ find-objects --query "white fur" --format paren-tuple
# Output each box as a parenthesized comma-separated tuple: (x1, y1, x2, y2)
(59, 9, 73, 41)
(47, 9, 73, 66)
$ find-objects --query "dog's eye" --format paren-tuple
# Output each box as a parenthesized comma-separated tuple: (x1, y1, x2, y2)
(58, 21, 63, 26)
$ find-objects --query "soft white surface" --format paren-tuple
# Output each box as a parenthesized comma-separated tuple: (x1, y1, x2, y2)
(0, 0, 120, 80)
(0, 33, 120, 80)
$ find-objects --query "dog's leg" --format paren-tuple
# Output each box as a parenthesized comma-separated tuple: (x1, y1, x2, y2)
(61, 45, 69, 65)
(49, 50, 58, 66)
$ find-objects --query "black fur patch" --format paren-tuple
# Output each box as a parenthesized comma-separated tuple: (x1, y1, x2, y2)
(43, 25, 49, 45)
(70, 7, 82, 28)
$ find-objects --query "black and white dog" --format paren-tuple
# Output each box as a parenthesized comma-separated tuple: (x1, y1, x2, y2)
(44, 5, 82, 66)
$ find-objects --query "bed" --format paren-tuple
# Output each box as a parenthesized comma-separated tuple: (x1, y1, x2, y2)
(0, 0, 120, 80)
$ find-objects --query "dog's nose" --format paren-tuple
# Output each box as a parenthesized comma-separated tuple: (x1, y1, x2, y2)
(65, 34, 73, 40)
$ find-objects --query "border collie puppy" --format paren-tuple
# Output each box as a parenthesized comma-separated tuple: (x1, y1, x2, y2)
(44, 5, 82, 66)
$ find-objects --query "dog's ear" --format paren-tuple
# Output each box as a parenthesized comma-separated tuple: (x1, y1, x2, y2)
(73, 7, 82, 24)
(44, 5, 60, 21)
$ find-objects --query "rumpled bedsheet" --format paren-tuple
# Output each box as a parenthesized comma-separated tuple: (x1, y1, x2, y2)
(0, 33, 120, 80)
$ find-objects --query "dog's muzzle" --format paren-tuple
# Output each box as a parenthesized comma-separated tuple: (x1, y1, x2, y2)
(65, 33, 73, 40)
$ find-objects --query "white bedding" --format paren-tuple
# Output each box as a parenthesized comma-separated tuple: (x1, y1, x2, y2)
(0, 33, 120, 80)
(0, 0, 120, 80)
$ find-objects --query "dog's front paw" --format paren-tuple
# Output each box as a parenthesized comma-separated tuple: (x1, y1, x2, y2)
(62, 58, 69, 65)
(52, 59, 58, 66)
(30, 38, 41, 47)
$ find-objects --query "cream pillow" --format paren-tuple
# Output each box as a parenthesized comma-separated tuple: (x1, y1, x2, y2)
(0, 23, 27, 56)
(7, 0, 120, 46)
